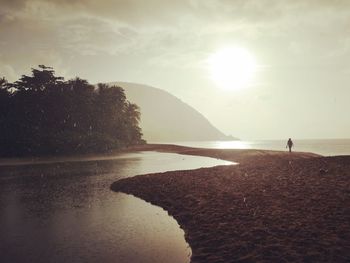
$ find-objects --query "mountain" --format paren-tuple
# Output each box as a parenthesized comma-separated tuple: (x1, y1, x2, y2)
(108, 82, 237, 142)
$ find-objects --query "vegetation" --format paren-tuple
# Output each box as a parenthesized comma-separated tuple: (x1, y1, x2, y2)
(0, 65, 145, 157)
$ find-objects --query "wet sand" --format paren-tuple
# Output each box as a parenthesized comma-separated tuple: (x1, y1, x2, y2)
(111, 144, 350, 262)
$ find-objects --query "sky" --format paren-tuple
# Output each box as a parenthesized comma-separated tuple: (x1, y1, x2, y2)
(1, 0, 350, 140)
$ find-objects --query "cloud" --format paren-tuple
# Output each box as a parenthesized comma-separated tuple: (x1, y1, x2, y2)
(1, 0, 350, 79)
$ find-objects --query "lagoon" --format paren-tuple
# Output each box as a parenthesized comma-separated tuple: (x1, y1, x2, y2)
(0, 151, 231, 263)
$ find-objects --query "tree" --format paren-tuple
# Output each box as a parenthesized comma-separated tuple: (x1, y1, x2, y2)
(123, 101, 143, 145)
(13, 65, 64, 92)
(0, 66, 145, 157)
(0, 78, 11, 150)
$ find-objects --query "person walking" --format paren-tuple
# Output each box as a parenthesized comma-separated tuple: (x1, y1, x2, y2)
(286, 138, 293, 153)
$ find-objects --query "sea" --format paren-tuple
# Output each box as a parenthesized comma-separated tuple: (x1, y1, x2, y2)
(162, 139, 350, 156)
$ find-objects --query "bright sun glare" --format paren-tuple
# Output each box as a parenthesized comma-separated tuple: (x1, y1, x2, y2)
(208, 47, 257, 91)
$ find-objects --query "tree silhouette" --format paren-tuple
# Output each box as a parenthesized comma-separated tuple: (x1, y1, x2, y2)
(0, 66, 145, 157)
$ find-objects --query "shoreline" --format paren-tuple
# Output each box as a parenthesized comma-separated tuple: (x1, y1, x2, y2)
(0, 143, 319, 167)
(126, 143, 321, 163)
(111, 144, 350, 262)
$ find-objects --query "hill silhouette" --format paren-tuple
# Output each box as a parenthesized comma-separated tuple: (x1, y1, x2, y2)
(108, 82, 236, 142)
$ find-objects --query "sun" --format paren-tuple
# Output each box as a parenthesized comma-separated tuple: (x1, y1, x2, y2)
(208, 47, 257, 91)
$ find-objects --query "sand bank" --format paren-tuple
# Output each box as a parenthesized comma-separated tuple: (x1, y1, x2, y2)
(112, 145, 349, 262)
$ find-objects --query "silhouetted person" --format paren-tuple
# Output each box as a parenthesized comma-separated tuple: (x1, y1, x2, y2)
(286, 138, 293, 153)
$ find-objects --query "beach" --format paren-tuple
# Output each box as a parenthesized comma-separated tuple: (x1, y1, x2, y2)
(112, 144, 350, 262)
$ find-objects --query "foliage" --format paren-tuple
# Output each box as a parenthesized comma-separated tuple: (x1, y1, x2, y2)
(0, 66, 145, 157)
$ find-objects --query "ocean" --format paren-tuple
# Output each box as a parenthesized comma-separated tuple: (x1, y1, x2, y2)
(162, 139, 350, 156)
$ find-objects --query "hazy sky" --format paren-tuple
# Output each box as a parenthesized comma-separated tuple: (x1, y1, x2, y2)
(1, 0, 350, 140)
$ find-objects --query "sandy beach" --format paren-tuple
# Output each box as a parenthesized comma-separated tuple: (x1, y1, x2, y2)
(112, 144, 350, 262)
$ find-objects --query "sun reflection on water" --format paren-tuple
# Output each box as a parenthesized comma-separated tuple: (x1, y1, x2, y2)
(214, 140, 251, 149)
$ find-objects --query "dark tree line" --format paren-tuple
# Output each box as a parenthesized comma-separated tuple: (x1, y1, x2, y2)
(0, 65, 145, 157)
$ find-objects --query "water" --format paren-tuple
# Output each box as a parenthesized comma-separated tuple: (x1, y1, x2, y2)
(165, 139, 350, 156)
(0, 151, 232, 263)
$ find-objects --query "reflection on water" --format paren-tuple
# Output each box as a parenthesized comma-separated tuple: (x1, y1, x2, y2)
(215, 140, 250, 149)
(0, 152, 232, 263)
(158, 140, 251, 150)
